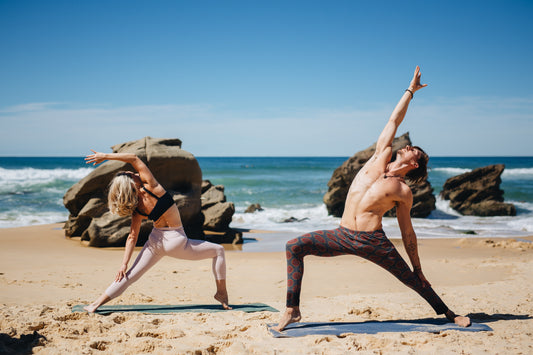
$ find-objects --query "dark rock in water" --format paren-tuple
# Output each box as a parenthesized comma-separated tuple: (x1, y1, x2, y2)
(323, 132, 436, 218)
(245, 203, 264, 213)
(283, 217, 309, 223)
(63, 137, 237, 247)
(440, 164, 516, 216)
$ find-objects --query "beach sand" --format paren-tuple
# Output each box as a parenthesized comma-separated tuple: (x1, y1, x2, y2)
(1, 223, 532, 354)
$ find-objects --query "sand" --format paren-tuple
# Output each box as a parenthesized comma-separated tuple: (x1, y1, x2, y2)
(1, 223, 532, 354)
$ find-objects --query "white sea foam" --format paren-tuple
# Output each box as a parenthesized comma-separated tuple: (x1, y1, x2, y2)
(431, 167, 471, 175)
(231, 196, 533, 239)
(0, 167, 93, 183)
(231, 204, 340, 233)
(502, 168, 533, 178)
(0, 211, 68, 228)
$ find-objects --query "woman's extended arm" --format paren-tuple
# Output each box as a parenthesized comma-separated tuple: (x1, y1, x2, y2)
(85, 150, 158, 188)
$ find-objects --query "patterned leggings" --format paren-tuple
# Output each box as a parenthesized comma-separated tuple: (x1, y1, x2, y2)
(285, 227, 448, 314)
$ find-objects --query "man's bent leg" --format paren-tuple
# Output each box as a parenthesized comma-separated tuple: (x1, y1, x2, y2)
(353, 230, 470, 325)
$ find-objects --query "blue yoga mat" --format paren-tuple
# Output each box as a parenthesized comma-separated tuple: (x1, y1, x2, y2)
(72, 303, 278, 315)
(268, 319, 492, 338)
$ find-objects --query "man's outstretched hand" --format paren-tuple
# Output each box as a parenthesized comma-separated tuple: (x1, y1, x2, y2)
(409, 66, 428, 93)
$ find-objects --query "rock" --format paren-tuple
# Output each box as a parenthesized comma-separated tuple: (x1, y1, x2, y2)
(245, 203, 263, 213)
(201, 184, 226, 209)
(323, 132, 436, 218)
(283, 217, 309, 223)
(63, 137, 203, 246)
(202, 202, 235, 231)
(440, 164, 516, 216)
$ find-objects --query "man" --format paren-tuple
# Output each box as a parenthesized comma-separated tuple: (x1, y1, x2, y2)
(275, 66, 470, 331)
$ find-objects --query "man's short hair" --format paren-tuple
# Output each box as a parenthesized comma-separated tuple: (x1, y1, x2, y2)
(405, 146, 428, 184)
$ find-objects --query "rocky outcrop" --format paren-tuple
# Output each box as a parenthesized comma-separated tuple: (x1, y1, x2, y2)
(63, 137, 236, 247)
(201, 180, 234, 231)
(200, 180, 241, 244)
(440, 164, 516, 216)
(323, 132, 436, 218)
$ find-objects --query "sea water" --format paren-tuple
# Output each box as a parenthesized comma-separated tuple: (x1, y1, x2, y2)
(0, 156, 532, 240)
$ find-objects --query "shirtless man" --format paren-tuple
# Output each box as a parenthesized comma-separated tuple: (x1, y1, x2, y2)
(275, 66, 470, 331)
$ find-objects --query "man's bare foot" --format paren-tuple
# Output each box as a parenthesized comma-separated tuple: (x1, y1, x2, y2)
(214, 291, 232, 310)
(446, 310, 471, 327)
(273, 307, 301, 331)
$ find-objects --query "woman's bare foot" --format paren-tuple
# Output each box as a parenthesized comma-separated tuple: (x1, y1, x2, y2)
(214, 291, 232, 310)
(446, 310, 471, 327)
(273, 307, 301, 331)
(83, 302, 99, 313)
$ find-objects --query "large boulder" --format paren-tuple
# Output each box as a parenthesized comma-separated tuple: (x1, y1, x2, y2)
(440, 164, 516, 216)
(323, 132, 436, 218)
(63, 137, 204, 246)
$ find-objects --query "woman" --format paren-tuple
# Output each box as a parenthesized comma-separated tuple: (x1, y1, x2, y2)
(83, 150, 230, 312)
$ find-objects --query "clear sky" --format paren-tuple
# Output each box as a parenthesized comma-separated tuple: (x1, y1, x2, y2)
(1, 0, 532, 157)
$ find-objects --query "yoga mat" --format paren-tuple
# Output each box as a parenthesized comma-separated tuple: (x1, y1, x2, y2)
(72, 303, 278, 315)
(268, 319, 492, 338)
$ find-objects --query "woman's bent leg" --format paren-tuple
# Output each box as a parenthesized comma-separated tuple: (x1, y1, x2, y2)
(162, 228, 230, 309)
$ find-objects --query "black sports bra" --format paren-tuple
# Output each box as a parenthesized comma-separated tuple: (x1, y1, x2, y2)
(135, 186, 175, 221)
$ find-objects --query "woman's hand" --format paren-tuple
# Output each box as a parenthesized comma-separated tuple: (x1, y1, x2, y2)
(115, 264, 128, 282)
(85, 149, 107, 166)
(408, 66, 428, 93)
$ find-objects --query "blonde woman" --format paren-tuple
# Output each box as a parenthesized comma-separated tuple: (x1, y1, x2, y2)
(83, 150, 230, 312)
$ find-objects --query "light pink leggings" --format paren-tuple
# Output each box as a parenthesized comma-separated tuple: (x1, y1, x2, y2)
(105, 226, 226, 299)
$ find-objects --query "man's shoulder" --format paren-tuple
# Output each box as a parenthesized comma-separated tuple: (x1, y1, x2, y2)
(397, 181, 413, 200)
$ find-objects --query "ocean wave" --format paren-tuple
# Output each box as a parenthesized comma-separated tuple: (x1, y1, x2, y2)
(0, 167, 93, 195)
(230, 198, 533, 238)
(502, 168, 533, 178)
(0, 167, 93, 182)
(0, 211, 68, 228)
(231, 204, 340, 232)
(432, 167, 533, 179)
(431, 167, 471, 175)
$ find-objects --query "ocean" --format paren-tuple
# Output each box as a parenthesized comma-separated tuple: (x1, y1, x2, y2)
(1, 156, 532, 242)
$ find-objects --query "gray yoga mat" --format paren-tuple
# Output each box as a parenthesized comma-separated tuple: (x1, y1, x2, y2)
(268, 319, 492, 338)
(72, 303, 278, 315)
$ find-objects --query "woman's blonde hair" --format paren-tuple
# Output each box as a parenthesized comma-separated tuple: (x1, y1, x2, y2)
(108, 173, 138, 217)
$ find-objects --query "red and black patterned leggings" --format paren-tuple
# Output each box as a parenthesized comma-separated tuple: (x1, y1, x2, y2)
(285, 226, 448, 315)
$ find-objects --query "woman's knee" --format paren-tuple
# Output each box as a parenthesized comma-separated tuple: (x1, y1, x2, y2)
(213, 243, 225, 257)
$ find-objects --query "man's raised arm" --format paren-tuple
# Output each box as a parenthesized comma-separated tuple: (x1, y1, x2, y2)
(375, 66, 427, 154)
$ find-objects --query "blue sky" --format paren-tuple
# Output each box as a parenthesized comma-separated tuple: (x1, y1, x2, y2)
(1, 0, 532, 156)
